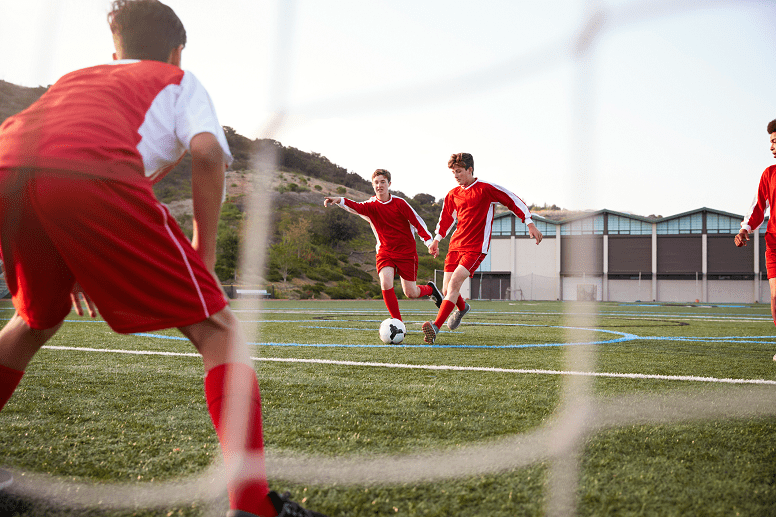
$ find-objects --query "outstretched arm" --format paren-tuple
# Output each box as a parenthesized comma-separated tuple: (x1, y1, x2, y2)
(528, 223, 543, 245)
(734, 229, 750, 247)
(190, 132, 226, 273)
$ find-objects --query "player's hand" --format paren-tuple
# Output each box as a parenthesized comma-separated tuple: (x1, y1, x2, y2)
(323, 196, 340, 207)
(428, 240, 439, 258)
(734, 229, 750, 247)
(528, 223, 543, 245)
(70, 283, 97, 318)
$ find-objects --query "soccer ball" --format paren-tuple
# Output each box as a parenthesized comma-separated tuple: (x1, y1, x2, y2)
(379, 318, 406, 344)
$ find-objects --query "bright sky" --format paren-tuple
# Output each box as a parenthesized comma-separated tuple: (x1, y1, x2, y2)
(1, 0, 774, 218)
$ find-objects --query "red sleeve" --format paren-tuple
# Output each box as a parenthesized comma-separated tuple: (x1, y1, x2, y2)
(742, 167, 771, 232)
(485, 182, 532, 224)
(341, 197, 372, 218)
(435, 192, 456, 240)
(399, 199, 433, 243)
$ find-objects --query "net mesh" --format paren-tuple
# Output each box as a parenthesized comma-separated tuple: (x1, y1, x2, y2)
(5, 1, 776, 516)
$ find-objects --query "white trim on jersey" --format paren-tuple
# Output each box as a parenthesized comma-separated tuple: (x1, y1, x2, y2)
(133, 67, 232, 181)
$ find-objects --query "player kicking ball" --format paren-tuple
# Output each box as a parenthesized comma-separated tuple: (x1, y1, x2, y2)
(423, 153, 542, 344)
(0, 1, 325, 516)
(735, 119, 776, 359)
(323, 169, 443, 323)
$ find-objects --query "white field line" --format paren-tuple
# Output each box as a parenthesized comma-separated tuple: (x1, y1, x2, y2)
(41, 345, 776, 385)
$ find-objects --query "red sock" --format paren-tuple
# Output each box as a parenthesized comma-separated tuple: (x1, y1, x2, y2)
(382, 288, 402, 320)
(434, 300, 455, 328)
(417, 285, 432, 297)
(205, 363, 277, 517)
(456, 296, 467, 311)
(0, 364, 24, 412)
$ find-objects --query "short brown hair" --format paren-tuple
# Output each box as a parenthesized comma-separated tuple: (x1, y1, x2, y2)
(372, 169, 391, 182)
(108, 0, 186, 62)
(768, 119, 776, 134)
(448, 153, 474, 171)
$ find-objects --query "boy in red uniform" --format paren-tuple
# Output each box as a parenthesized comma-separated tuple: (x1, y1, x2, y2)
(0, 1, 325, 516)
(423, 153, 543, 344)
(323, 169, 443, 322)
(736, 119, 776, 333)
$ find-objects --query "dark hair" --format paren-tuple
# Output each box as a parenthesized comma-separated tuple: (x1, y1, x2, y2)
(768, 119, 776, 135)
(372, 169, 391, 182)
(108, 0, 186, 62)
(448, 152, 474, 171)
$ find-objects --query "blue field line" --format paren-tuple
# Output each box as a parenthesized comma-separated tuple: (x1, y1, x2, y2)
(130, 328, 776, 349)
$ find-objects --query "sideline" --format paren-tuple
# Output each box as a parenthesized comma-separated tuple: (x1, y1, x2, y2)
(40, 344, 776, 386)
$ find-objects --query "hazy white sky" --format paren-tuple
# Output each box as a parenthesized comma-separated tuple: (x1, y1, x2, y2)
(1, 0, 774, 218)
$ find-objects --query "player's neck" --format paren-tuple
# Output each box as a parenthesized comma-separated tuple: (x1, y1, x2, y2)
(376, 192, 391, 202)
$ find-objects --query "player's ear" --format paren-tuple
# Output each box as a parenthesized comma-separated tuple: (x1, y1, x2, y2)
(167, 45, 183, 67)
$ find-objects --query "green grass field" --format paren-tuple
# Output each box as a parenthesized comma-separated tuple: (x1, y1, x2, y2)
(0, 298, 775, 516)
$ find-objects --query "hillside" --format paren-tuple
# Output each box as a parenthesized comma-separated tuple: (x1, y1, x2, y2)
(0, 79, 578, 300)
(0, 79, 446, 299)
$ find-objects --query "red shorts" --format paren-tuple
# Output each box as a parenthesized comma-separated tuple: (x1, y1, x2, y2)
(767, 245, 776, 279)
(0, 170, 227, 332)
(376, 253, 418, 282)
(444, 250, 487, 278)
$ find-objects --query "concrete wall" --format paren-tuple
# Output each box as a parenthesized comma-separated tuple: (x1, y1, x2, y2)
(607, 279, 653, 302)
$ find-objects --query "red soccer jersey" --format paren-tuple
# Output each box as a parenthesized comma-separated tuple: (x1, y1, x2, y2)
(338, 195, 433, 258)
(742, 164, 776, 247)
(0, 59, 232, 185)
(435, 179, 533, 254)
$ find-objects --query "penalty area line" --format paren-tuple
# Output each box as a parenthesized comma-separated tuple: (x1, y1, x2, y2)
(39, 345, 776, 385)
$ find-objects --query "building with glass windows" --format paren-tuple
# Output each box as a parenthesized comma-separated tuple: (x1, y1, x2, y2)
(462, 208, 768, 303)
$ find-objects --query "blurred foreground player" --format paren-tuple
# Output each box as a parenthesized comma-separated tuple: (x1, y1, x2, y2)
(423, 153, 542, 344)
(0, 1, 326, 516)
(736, 119, 776, 335)
(324, 169, 443, 322)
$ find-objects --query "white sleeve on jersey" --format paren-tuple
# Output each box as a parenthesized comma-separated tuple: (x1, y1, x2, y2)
(139, 70, 233, 181)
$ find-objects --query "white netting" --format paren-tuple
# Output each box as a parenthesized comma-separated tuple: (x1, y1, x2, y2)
(5, 1, 776, 516)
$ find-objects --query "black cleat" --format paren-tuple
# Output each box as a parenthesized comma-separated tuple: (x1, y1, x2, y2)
(427, 281, 443, 308)
(227, 490, 328, 517)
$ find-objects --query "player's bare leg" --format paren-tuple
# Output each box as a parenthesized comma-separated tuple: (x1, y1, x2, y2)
(400, 278, 421, 298)
(179, 307, 282, 517)
(0, 313, 63, 412)
(178, 306, 251, 369)
(0, 313, 62, 372)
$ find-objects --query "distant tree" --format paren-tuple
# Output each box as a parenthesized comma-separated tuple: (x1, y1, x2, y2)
(214, 203, 243, 281)
(313, 209, 363, 247)
(270, 216, 312, 283)
(413, 193, 435, 205)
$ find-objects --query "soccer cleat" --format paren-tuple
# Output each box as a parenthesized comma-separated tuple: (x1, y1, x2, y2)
(227, 491, 328, 517)
(446, 302, 471, 330)
(427, 281, 443, 308)
(421, 321, 439, 344)
(0, 469, 12, 490)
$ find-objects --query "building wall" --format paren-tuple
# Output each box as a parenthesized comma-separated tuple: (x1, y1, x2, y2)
(607, 278, 653, 302)
(562, 276, 603, 301)
(484, 210, 764, 303)
(656, 279, 702, 302)
(707, 280, 756, 303)
(490, 236, 558, 300)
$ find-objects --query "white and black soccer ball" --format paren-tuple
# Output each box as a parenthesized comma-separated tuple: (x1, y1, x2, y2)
(379, 318, 406, 344)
